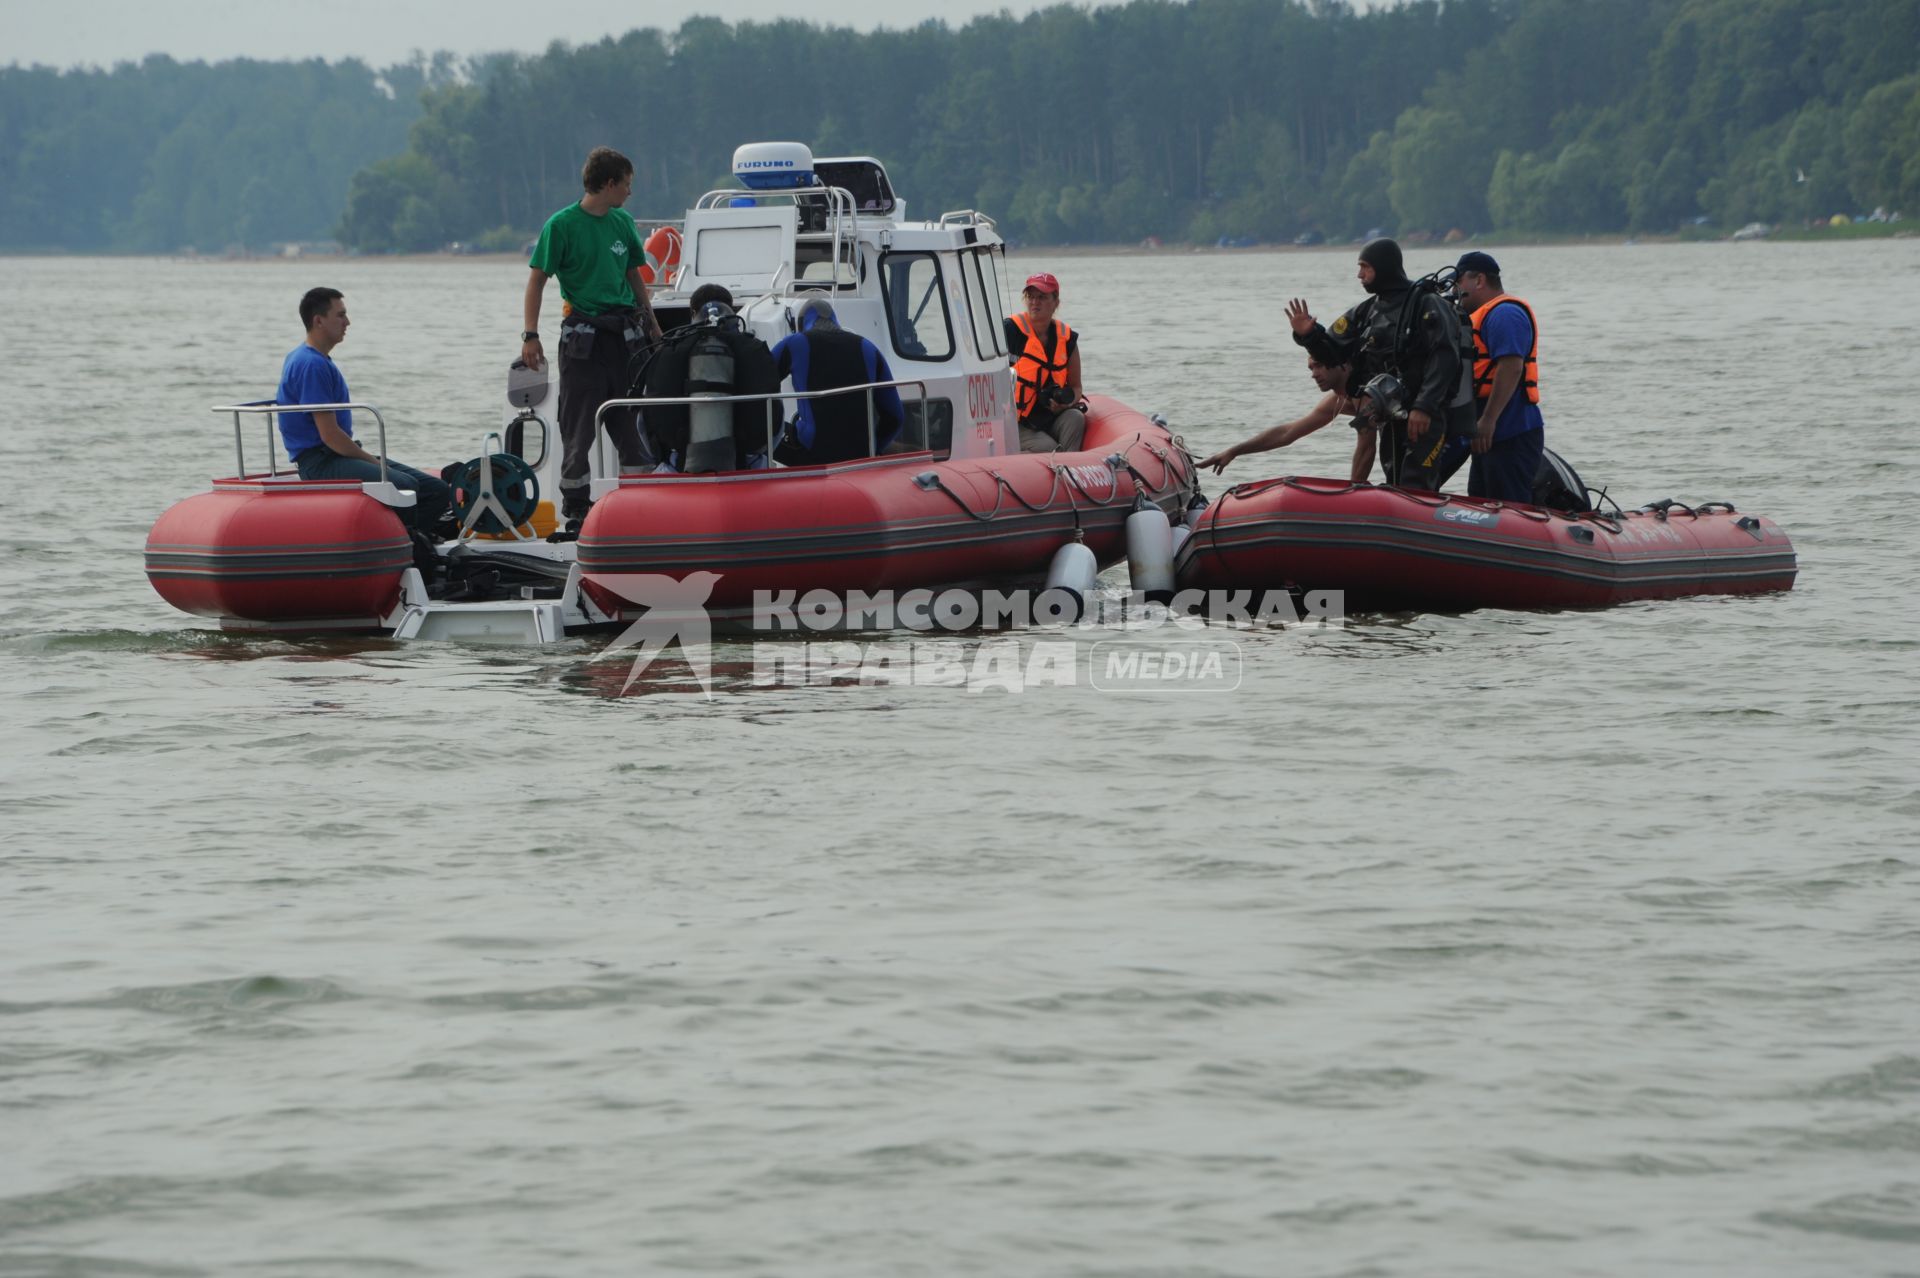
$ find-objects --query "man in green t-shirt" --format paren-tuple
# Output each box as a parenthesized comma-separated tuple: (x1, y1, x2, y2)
(521, 146, 665, 534)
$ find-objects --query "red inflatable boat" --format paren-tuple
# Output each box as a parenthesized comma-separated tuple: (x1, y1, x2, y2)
(145, 397, 1195, 632)
(1176, 475, 1797, 610)
(145, 476, 417, 629)
(577, 396, 1191, 616)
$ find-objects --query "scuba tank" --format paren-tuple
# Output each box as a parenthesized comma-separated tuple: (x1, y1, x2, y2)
(1380, 271, 1476, 430)
(683, 324, 737, 474)
(1442, 279, 1479, 427)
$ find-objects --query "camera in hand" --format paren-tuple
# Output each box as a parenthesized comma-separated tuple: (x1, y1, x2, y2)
(1047, 383, 1077, 408)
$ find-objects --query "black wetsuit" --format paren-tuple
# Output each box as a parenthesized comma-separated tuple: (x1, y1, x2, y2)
(1297, 285, 1472, 489)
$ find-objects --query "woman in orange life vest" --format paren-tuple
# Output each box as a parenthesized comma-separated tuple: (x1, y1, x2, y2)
(1003, 272, 1086, 453)
(1452, 250, 1545, 503)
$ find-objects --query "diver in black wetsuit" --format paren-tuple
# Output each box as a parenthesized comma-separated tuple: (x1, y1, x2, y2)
(641, 284, 781, 472)
(1288, 238, 1472, 490)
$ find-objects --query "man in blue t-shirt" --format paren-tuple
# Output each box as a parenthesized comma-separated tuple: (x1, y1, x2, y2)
(1454, 251, 1546, 503)
(277, 287, 451, 532)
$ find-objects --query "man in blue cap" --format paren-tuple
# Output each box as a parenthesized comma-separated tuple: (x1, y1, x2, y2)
(1453, 251, 1546, 502)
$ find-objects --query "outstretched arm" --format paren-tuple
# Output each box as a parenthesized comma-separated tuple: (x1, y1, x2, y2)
(1198, 392, 1342, 474)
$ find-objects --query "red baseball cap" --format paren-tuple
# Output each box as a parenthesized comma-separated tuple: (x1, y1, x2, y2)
(1023, 272, 1060, 296)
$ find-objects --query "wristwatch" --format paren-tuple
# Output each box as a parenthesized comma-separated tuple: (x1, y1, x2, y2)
(521, 330, 540, 341)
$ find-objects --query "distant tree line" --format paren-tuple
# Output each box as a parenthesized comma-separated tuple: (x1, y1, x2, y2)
(0, 55, 443, 252)
(338, 0, 1920, 249)
(3, 0, 1917, 254)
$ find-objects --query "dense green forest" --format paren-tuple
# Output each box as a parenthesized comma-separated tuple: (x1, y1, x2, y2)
(4, 0, 1918, 254)
(0, 55, 444, 251)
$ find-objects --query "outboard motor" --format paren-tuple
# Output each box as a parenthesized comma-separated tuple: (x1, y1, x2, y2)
(1533, 447, 1593, 514)
(683, 304, 738, 474)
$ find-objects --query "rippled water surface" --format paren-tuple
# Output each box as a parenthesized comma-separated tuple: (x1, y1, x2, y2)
(2, 243, 1917, 1276)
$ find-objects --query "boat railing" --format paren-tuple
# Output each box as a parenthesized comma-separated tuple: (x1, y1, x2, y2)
(693, 183, 863, 293)
(937, 209, 998, 233)
(591, 377, 932, 480)
(210, 400, 391, 485)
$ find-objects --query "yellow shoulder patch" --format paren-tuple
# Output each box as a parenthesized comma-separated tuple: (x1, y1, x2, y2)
(1331, 314, 1349, 336)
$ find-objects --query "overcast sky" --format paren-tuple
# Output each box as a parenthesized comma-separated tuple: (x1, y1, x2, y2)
(2, 0, 1065, 69)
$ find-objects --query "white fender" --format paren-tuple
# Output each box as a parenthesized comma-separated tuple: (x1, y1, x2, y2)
(1126, 499, 1175, 603)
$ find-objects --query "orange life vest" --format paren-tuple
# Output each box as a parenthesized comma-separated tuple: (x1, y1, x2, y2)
(1009, 313, 1074, 418)
(1469, 294, 1540, 405)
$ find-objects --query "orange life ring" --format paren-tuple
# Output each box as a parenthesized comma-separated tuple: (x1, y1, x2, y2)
(640, 225, 683, 286)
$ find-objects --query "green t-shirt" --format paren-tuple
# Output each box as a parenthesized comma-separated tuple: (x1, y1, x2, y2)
(529, 202, 645, 317)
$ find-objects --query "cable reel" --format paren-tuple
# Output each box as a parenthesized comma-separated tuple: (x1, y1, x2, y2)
(450, 451, 540, 536)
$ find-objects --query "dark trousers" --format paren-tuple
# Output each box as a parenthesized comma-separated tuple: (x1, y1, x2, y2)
(296, 449, 451, 530)
(1469, 428, 1546, 503)
(558, 324, 652, 518)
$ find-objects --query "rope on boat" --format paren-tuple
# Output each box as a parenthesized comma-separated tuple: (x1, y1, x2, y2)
(917, 429, 1196, 524)
(1206, 473, 1653, 539)
(921, 474, 1010, 522)
(924, 457, 1127, 523)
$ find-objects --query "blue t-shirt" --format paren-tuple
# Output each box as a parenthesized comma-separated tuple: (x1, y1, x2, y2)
(1479, 302, 1544, 441)
(276, 344, 352, 458)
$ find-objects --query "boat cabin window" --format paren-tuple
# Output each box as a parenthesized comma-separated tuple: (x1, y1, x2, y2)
(901, 398, 953, 455)
(880, 252, 955, 363)
(795, 236, 862, 288)
(960, 248, 1006, 360)
(976, 248, 1009, 339)
(814, 160, 895, 214)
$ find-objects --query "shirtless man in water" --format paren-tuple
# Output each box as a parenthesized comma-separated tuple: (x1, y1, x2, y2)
(1199, 354, 1377, 483)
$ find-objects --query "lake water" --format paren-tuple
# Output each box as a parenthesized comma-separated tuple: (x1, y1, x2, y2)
(2, 242, 1917, 1276)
